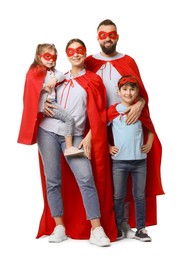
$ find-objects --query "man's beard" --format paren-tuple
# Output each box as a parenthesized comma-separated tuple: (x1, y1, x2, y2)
(100, 42, 117, 55)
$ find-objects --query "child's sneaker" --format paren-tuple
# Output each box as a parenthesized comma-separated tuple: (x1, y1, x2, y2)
(89, 226, 111, 247)
(122, 222, 135, 239)
(135, 228, 152, 242)
(64, 146, 84, 157)
(49, 225, 67, 243)
(117, 229, 124, 240)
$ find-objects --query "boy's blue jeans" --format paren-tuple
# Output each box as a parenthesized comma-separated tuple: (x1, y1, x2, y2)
(112, 159, 147, 230)
(37, 127, 101, 220)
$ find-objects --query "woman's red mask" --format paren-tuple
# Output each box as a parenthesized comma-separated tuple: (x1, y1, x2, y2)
(66, 46, 86, 57)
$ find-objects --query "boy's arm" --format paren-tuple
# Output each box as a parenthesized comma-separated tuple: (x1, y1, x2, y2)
(141, 131, 154, 153)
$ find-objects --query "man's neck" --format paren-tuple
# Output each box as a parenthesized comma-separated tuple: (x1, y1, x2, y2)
(100, 50, 118, 58)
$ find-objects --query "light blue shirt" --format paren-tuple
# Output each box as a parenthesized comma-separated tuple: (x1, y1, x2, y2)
(110, 103, 147, 160)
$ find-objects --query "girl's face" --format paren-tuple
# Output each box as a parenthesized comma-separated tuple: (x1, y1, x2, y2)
(39, 49, 57, 69)
(66, 42, 86, 68)
(118, 84, 138, 106)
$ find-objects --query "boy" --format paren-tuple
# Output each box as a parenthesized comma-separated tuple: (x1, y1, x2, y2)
(107, 75, 155, 242)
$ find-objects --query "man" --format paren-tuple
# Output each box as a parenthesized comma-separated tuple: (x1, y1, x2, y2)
(85, 19, 164, 239)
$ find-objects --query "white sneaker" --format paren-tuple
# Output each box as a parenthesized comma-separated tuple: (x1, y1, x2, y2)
(122, 222, 135, 239)
(89, 226, 111, 247)
(49, 225, 67, 243)
(64, 146, 84, 157)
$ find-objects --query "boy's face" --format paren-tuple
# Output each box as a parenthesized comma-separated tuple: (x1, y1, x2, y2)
(118, 84, 138, 106)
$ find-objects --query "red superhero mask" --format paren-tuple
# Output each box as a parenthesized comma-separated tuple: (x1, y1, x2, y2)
(118, 76, 139, 89)
(66, 46, 86, 57)
(40, 53, 57, 62)
(98, 31, 118, 40)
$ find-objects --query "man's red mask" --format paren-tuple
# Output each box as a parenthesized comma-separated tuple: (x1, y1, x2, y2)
(98, 31, 118, 40)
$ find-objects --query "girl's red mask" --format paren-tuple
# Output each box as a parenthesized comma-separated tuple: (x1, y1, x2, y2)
(40, 53, 57, 62)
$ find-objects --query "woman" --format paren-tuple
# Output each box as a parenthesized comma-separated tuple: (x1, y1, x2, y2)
(18, 39, 117, 246)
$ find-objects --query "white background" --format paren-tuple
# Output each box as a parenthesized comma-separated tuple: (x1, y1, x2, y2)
(1, 0, 183, 259)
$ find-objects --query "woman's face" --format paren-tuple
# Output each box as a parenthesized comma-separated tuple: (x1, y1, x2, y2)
(66, 42, 86, 68)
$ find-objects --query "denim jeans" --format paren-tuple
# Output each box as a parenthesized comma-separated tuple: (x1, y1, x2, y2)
(37, 127, 101, 220)
(112, 159, 147, 230)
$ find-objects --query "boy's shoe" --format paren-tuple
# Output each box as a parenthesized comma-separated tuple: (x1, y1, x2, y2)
(64, 146, 84, 157)
(49, 225, 67, 243)
(122, 222, 135, 239)
(135, 228, 152, 242)
(89, 226, 111, 247)
(117, 229, 124, 240)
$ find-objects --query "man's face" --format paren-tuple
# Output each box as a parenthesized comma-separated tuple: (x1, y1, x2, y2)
(97, 25, 119, 55)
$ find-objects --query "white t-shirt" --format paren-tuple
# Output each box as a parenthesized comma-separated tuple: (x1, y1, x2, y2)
(39, 69, 87, 136)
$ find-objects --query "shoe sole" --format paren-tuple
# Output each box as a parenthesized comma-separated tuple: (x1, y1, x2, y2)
(49, 236, 67, 243)
(135, 236, 151, 242)
(64, 151, 84, 157)
(89, 239, 110, 247)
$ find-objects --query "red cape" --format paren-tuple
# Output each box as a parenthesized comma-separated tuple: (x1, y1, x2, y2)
(85, 54, 149, 104)
(18, 68, 117, 241)
(85, 55, 164, 227)
(107, 103, 164, 227)
(17, 65, 46, 144)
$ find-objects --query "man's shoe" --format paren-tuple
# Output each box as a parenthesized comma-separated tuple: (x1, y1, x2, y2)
(64, 146, 84, 157)
(49, 225, 67, 243)
(89, 226, 111, 247)
(135, 228, 152, 242)
(122, 222, 135, 239)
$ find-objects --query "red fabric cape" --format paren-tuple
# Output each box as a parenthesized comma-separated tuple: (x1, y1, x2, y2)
(85, 54, 149, 104)
(85, 55, 164, 227)
(17, 65, 46, 144)
(18, 68, 117, 241)
(107, 103, 164, 227)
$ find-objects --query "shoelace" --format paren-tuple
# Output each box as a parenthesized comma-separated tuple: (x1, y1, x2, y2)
(97, 227, 108, 238)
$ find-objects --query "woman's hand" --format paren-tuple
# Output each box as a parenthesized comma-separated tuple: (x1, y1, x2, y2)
(78, 130, 92, 159)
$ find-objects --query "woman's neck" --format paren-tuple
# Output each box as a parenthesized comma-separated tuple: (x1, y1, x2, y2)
(70, 66, 84, 77)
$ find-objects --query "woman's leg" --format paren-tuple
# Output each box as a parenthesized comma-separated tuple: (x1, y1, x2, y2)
(37, 128, 64, 219)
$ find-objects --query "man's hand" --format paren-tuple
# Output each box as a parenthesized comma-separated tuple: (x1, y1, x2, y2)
(44, 100, 57, 117)
(124, 97, 145, 124)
